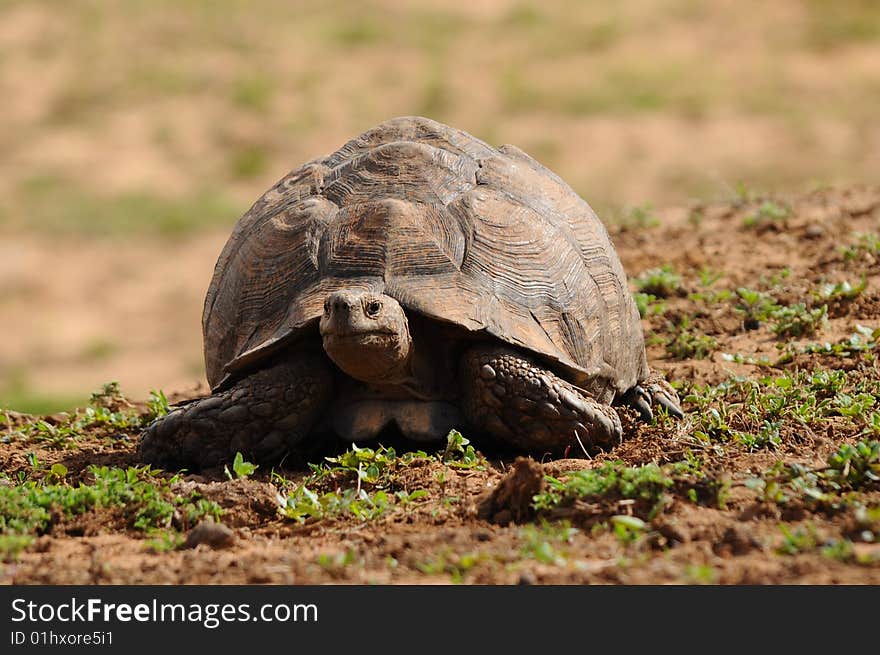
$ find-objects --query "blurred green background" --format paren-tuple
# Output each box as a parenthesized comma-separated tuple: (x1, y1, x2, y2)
(1, 0, 879, 412)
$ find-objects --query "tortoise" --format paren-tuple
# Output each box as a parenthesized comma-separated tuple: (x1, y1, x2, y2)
(139, 116, 682, 469)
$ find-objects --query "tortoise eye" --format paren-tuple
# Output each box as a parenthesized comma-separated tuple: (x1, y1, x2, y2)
(323, 299, 330, 314)
(365, 300, 382, 317)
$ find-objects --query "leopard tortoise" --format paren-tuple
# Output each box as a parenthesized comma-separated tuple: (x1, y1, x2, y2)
(139, 116, 682, 469)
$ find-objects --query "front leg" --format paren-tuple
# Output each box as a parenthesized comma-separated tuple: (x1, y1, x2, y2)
(139, 352, 333, 470)
(618, 370, 684, 423)
(459, 345, 622, 455)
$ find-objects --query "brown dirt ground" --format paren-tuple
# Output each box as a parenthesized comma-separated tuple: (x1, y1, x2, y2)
(2, 185, 879, 584)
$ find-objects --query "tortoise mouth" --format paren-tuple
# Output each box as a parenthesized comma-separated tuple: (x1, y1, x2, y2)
(322, 330, 402, 350)
(322, 327, 398, 339)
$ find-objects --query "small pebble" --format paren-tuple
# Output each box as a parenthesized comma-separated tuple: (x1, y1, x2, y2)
(184, 521, 235, 550)
(804, 224, 824, 239)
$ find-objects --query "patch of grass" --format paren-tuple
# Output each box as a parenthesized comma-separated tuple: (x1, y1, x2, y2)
(795, 325, 878, 360)
(276, 484, 394, 524)
(610, 515, 648, 544)
(277, 430, 481, 525)
(534, 460, 692, 520)
(229, 145, 269, 179)
(687, 370, 880, 450)
(324, 15, 387, 49)
(231, 75, 275, 112)
(802, 0, 880, 51)
(770, 303, 827, 338)
(748, 440, 880, 511)
(5, 382, 168, 449)
(615, 204, 660, 230)
(307, 443, 429, 490)
(316, 549, 357, 574)
(841, 233, 880, 262)
(775, 523, 877, 565)
(633, 265, 682, 298)
(633, 292, 667, 318)
(0, 466, 222, 538)
(816, 278, 867, 303)
(853, 505, 880, 542)
(742, 200, 790, 228)
(145, 389, 171, 423)
(0, 391, 87, 416)
(0, 534, 35, 562)
(734, 287, 781, 330)
(417, 549, 484, 583)
(78, 338, 119, 362)
(518, 520, 578, 566)
(144, 531, 185, 553)
(10, 175, 240, 236)
(682, 564, 718, 584)
(663, 318, 717, 360)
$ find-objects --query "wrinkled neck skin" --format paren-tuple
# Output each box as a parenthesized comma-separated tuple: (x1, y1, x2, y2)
(319, 291, 414, 386)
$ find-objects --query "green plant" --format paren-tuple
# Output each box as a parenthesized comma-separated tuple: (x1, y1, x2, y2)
(797, 325, 878, 361)
(633, 265, 682, 298)
(633, 292, 667, 318)
(277, 486, 393, 523)
(533, 461, 674, 519)
(144, 531, 184, 553)
(617, 204, 660, 229)
(682, 564, 718, 584)
(748, 441, 880, 511)
(770, 303, 827, 338)
(610, 515, 647, 544)
(734, 287, 780, 330)
(518, 520, 578, 565)
(742, 200, 790, 228)
(664, 318, 717, 359)
(225, 452, 258, 480)
(441, 430, 483, 469)
(417, 549, 483, 583)
(817, 278, 867, 302)
(310, 443, 428, 488)
(841, 232, 880, 261)
(145, 390, 170, 422)
(45, 463, 68, 484)
(317, 549, 356, 572)
(0, 466, 222, 537)
(777, 524, 819, 555)
(0, 534, 34, 562)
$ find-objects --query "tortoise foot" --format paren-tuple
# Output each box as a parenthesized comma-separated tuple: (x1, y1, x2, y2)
(621, 370, 684, 422)
(460, 345, 622, 455)
(139, 353, 333, 470)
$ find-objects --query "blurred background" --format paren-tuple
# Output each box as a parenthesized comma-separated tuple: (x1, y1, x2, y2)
(1, 0, 879, 412)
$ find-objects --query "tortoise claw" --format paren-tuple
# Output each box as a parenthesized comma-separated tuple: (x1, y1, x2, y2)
(631, 387, 654, 423)
(620, 374, 683, 423)
(646, 377, 684, 419)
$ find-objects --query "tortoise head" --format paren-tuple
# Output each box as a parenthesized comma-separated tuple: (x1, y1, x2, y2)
(319, 290, 412, 384)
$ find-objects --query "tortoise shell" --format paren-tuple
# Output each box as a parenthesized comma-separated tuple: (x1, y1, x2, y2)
(203, 116, 648, 398)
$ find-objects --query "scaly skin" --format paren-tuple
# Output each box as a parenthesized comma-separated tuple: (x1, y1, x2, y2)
(139, 352, 333, 469)
(459, 345, 623, 455)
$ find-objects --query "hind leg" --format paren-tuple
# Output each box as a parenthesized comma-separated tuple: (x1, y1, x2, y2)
(459, 345, 622, 455)
(139, 352, 333, 470)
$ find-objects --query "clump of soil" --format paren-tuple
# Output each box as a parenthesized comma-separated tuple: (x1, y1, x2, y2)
(478, 457, 546, 524)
